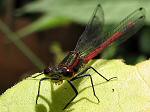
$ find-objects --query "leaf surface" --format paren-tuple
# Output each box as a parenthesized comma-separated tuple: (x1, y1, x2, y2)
(0, 59, 150, 112)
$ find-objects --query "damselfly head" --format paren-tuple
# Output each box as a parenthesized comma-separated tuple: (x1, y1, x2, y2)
(43, 66, 73, 84)
(59, 67, 73, 79)
(43, 67, 53, 74)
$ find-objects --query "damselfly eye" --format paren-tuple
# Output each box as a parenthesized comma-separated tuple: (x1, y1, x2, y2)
(43, 67, 53, 74)
(61, 67, 67, 72)
(60, 67, 72, 77)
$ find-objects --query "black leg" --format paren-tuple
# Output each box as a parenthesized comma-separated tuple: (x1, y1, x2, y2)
(36, 77, 50, 104)
(71, 74, 100, 103)
(63, 81, 78, 110)
(32, 72, 44, 78)
(63, 66, 117, 109)
(78, 66, 117, 81)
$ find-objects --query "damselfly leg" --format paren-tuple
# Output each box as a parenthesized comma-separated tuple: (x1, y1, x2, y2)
(63, 66, 117, 109)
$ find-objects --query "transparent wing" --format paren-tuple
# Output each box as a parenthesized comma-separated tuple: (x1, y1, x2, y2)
(83, 7, 145, 62)
(105, 7, 145, 46)
(74, 4, 104, 54)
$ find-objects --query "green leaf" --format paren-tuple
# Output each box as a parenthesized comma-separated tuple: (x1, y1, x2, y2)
(17, 16, 71, 38)
(1, 59, 150, 112)
(16, 0, 150, 38)
(19, 0, 150, 24)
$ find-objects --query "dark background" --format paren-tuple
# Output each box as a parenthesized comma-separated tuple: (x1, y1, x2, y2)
(0, 0, 150, 94)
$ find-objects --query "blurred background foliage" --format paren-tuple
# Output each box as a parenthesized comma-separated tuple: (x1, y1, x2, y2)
(0, 0, 149, 94)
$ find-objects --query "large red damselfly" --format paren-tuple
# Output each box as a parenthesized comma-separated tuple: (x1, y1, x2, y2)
(32, 4, 145, 110)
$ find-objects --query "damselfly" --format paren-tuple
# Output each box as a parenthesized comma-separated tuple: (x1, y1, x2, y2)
(32, 4, 145, 110)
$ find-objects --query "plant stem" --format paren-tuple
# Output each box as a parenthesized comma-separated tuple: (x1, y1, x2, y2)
(0, 19, 45, 70)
